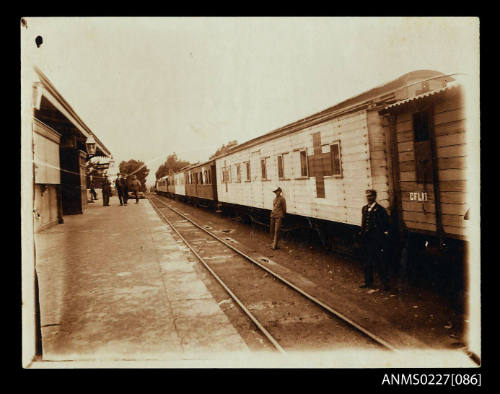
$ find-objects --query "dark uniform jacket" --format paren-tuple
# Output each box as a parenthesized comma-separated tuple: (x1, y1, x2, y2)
(360, 202, 390, 244)
(271, 195, 287, 218)
(115, 178, 127, 193)
(130, 179, 141, 192)
(102, 180, 112, 195)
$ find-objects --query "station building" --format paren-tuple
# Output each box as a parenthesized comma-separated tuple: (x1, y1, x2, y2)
(30, 67, 112, 232)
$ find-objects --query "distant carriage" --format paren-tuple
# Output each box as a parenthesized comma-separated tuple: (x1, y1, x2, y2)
(159, 70, 470, 288)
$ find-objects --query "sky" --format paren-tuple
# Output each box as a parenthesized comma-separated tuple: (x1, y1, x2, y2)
(22, 17, 479, 186)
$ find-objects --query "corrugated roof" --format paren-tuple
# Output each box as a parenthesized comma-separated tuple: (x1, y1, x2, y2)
(383, 83, 461, 110)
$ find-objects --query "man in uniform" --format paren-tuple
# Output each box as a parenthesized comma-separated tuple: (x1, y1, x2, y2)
(122, 176, 129, 205)
(102, 176, 112, 207)
(270, 187, 286, 250)
(115, 173, 126, 206)
(359, 189, 391, 290)
(130, 175, 142, 203)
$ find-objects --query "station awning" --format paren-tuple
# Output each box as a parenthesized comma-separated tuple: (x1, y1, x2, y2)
(33, 67, 112, 158)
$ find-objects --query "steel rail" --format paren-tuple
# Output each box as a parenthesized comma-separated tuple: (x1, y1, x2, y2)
(150, 195, 398, 352)
(148, 196, 286, 354)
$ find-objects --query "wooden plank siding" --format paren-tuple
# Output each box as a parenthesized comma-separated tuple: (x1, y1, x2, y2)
(366, 110, 391, 210)
(174, 172, 186, 196)
(392, 88, 468, 239)
(216, 110, 372, 225)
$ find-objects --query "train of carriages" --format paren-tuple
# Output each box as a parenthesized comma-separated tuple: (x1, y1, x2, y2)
(156, 70, 471, 291)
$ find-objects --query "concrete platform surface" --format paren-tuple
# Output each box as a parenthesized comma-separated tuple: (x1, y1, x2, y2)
(34, 196, 249, 362)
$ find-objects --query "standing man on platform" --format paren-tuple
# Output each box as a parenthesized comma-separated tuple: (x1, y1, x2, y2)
(115, 173, 126, 206)
(270, 187, 286, 250)
(102, 176, 112, 207)
(122, 176, 129, 205)
(130, 175, 142, 204)
(358, 189, 391, 291)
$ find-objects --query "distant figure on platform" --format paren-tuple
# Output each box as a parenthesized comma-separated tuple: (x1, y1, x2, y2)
(122, 176, 129, 205)
(115, 174, 127, 206)
(270, 187, 286, 250)
(90, 187, 97, 200)
(358, 189, 391, 291)
(130, 175, 142, 204)
(102, 176, 112, 207)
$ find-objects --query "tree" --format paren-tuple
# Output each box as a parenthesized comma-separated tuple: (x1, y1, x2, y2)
(209, 140, 238, 159)
(119, 159, 150, 191)
(155, 153, 190, 179)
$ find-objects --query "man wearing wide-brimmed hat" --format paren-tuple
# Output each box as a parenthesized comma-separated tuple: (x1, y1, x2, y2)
(359, 189, 391, 290)
(270, 187, 286, 250)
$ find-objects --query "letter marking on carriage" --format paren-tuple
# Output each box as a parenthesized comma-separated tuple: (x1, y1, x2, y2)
(409, 192, 428, 201)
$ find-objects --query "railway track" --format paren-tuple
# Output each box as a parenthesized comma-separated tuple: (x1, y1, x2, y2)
(148, 194, 398, 354)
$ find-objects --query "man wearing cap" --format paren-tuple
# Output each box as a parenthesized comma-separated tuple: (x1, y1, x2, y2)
(359, 189, 391, 290)
(101, 176, 112, 207)
(270, 187, 287, 250)
(130, 175, 142, 204)
(115, 174, 126, 206)
(122, 176, 129, 205)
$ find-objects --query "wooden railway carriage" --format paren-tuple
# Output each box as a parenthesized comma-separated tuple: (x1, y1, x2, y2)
(183, 160, 218, 206)
(378, 82, 469, 295)
(156, 176, 168, 194)
(157, 173, 184, 197)
(173, 170, 187, 198)
(214, 71, 452, 237)
(156, 175, 175, 196)
(163, 70, 470, 295)
(166, 174, 176, 196)
(380, 83, 468, 241)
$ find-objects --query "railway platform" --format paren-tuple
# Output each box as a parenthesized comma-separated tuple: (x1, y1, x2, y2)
(32, 195, 478, 368)
(34, 195, 250, 365)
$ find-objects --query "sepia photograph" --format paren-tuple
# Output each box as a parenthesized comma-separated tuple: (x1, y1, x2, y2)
(21, 17, 481, 373)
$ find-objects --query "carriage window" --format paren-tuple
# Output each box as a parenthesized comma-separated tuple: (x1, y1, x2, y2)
(277, 155, 284, 179)
(412, 111, 433, 183)
(245, 161, 251, 181)
(261, 158, 267, 180)
(330, 141, 342, 177)
(413, 112, 430, 142)
(300, 150, 308, 177)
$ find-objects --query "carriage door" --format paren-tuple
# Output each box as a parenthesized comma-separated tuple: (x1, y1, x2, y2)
(391, 106, 441, 237)
(211, 164, 218, 201)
